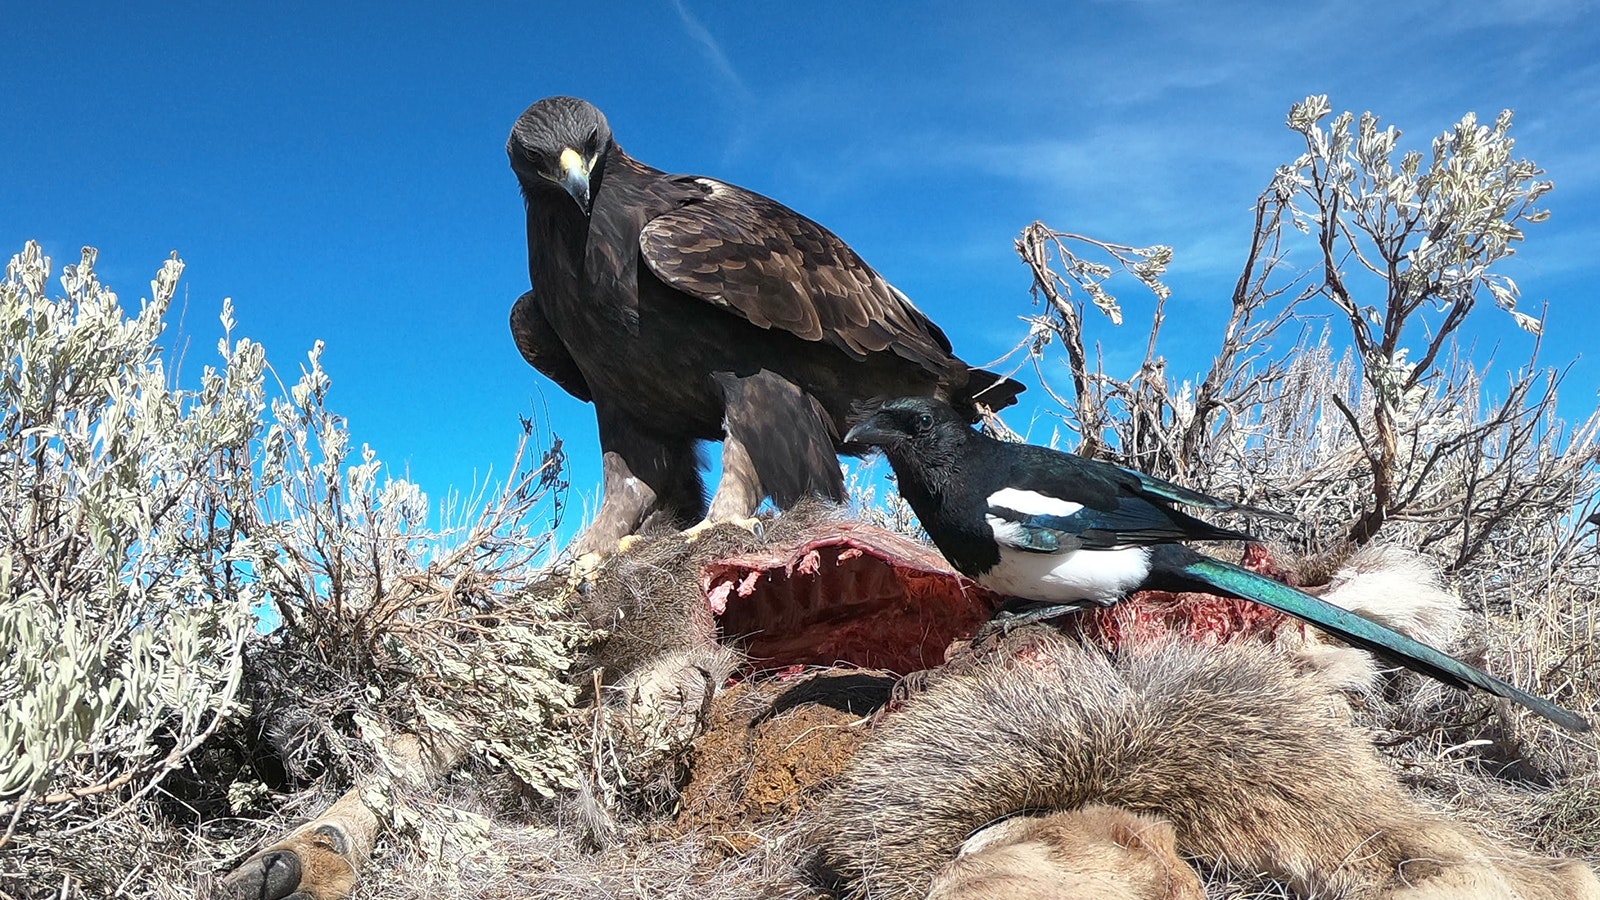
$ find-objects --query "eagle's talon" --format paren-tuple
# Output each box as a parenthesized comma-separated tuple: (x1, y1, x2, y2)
(509, 98, 1024, 615)
(567, 551, 606, 587)
(616, 534, 644, 554)
(682, 515, 761, 543)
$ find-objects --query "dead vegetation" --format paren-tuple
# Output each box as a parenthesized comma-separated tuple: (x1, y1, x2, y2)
(176, 516, 1596, 900)
(1007, 94, 1600, 794)
(0, 242, 588, 898)
(5, 95, 1600, 899)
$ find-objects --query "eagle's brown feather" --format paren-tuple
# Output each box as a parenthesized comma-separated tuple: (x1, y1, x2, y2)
(640, 177, 958, 375)
(507, 96, 1023, 555)
(509, 289, 592, 402)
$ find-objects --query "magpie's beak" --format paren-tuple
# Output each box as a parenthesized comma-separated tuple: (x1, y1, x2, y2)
(557, 147, 594, 215)
(845, 415, 900, 447)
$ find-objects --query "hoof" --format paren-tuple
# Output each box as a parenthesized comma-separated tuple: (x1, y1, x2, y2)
(219, 849, 303, 900)
(219, 823, 357, 900)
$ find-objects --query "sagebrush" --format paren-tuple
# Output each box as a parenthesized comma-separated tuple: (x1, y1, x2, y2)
(0, 242, 589, 897)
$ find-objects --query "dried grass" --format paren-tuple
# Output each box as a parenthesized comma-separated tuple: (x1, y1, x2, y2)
(9, 98, 1600, 899)
(11, 505, 1580, 900)
(256, 520, 1596, 900)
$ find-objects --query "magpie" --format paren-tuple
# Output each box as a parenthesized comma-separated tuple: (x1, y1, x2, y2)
(845, 396, 1591, 733)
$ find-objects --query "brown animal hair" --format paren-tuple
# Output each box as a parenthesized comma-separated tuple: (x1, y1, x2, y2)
(809, 634, 1599, 900)
(926, 804, 1205, 900)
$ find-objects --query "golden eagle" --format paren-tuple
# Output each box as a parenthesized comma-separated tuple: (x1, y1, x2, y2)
(508, 96, 1022, 556)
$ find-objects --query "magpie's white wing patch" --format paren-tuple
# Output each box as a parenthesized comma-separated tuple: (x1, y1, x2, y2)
(986, 488, 1085, 553)
(977, 542, 1152, 604)
(982, 488, 1150, 602)
(987, 487, 1083, 518)
(986, 514, 1047, 552)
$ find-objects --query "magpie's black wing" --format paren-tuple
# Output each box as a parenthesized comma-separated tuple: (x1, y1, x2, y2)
(983, 443, 1251, 553)
(1115, 465, 1296, 523)
(987, 495, 1249, 554)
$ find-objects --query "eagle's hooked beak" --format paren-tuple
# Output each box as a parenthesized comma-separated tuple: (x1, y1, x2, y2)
(557, 147, 595, 215)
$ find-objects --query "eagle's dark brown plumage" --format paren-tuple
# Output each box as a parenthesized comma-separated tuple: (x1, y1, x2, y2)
(508, 96, 1022, 556)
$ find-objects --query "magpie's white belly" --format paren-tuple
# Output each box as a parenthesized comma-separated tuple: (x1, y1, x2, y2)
(977, 540, 1152, 603)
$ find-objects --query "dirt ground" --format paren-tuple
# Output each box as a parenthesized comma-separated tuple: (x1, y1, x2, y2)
(670, 670, 894, 854)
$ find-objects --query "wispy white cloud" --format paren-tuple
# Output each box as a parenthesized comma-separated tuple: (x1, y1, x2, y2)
(667, 0, 752, 102)
(1431, 0, 1590, 29)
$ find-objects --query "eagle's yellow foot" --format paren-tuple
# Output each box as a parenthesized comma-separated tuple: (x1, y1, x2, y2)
(566, 551, 607, 587)
(562, 536, 644, 590)
(682, 516, 761, 543)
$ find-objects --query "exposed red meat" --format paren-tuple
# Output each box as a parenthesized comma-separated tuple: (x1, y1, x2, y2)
(703, 523, 1297, 675)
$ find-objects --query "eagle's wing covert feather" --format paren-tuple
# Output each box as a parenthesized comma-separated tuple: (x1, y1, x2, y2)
(510, 289, 592, 402)
(638, 177, 956, 373)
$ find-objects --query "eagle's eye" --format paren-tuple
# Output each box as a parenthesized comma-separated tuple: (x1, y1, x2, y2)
(917, 412, 933, 430)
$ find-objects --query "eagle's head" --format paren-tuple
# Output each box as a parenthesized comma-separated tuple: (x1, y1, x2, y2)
(846, 396, 971, 472)
(508, 96, 614, 216)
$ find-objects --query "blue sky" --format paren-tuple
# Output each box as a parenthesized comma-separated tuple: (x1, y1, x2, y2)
(4, 0, 1597, 534)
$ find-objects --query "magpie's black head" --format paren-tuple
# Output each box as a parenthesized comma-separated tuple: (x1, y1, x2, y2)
(845, 396, 972, 467)
(508, 96, 614, 216)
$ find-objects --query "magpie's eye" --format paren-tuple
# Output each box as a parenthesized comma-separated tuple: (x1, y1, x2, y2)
(917, 412, 933, 429)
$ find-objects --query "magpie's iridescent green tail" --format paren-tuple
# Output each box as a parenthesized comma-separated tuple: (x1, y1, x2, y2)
(846, 396, 1590, 734)
(1181, 557, 1591, 733)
